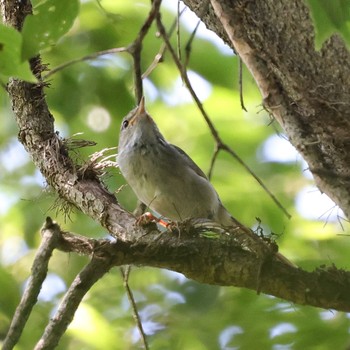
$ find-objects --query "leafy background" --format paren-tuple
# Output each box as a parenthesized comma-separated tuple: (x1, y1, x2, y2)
(1, 0, 350, 349)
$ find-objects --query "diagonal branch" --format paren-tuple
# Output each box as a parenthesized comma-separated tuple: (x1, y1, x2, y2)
(2, 218, 61, 350)
(121, 266, 149, 350)
(128, 0, 162, 102)
(34, 252, 112, 350)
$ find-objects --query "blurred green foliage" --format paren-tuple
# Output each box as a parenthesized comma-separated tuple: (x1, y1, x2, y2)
(0, 0, 350, 349)
(306, 0, 350, 49)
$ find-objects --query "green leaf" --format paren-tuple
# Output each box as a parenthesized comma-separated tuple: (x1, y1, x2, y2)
(306, 0, 350, 49)
(21, 0, 80, 60)
(0, 24, 35, 82)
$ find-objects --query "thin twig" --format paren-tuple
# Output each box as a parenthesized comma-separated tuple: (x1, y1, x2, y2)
(157, 14, 221, 140)
(207, 143, 220, 180)
(184, 19, 200, 68)
(156, 14, 291, 219)
(142, 51, 165, 79)
(43, 47, 128, 79)
(239, 57, 248, 112)
(220, 143, 292, 219)
(44, 0, 162, 91)
(130, 42, 143, 102)
(3, 218, 61, 350)
(176, 0, 182, 61)
(129, 0, 162, 102)
(142, 7, 185, 80)
(183, 2, 210, 68)
(120, 266, 149, 350)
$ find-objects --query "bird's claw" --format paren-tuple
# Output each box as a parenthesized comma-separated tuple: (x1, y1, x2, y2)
(136, 212, 170, 228)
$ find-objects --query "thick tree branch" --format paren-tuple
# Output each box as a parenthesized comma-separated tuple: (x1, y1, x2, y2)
(53, 222, 350, 312)
(183, 0, 350, 218)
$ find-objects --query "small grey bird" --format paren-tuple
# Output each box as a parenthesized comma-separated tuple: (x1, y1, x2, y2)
(117, 97, 241, 228)
(117, 98, 295, 267)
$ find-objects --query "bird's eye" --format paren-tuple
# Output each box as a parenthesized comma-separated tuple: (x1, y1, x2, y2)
(122, 120, 129, 129)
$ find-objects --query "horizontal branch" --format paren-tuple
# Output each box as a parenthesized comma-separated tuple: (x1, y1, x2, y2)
(56, 222, 350, 312)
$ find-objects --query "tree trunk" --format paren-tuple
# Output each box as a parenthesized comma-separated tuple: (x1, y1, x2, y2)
(183, 0, 350, 218)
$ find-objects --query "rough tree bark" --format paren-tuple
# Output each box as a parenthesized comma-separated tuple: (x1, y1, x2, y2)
(184, 0, 350, 218)
(2, 0, 350, 329)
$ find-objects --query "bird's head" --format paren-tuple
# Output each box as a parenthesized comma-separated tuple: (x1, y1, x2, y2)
(118, 97, 162, 150)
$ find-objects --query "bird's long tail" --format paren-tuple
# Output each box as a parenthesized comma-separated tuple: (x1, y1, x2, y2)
(216, 205, 296, 268)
